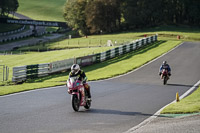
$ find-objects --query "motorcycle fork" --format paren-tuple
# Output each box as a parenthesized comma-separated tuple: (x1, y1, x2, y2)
(80, 88, 86, 106)
(161, 74, 164, 79)
(71, 91, 80, 101)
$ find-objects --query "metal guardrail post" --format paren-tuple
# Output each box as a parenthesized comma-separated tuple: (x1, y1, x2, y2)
(3, 65, 5, 81)
(0, 65, 9, 81)
(6, 66, 9, 81)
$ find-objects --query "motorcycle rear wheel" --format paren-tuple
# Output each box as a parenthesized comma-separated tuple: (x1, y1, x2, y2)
(72, 95, 80, 111)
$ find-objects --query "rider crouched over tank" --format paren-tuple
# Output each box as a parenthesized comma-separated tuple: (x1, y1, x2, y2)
(159, 61, 171, 79)
(68, 64, 91, 100)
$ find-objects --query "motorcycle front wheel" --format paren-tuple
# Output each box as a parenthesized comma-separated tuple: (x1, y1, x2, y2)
(72, 95, 80, 111)
(163, 76, 168, 85)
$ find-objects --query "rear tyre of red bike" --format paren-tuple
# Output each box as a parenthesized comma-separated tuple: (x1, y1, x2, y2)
(72, 95, 79, 111)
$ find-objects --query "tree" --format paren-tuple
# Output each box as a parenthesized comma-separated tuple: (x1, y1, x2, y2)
(64, 0, 122, 35)
(0, 0, 19, 17)
(85, 0, 105, 34)
(122, 0, 163, 28)
(64, 0, 200, 34)
(183, 0, 200, 25)
(63, 0, 88, 35)
(85, 0, 122, 33)
(9, 0, 19, 15)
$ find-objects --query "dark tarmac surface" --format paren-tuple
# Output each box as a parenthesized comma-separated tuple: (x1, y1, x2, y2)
(0, 42, 199, 133)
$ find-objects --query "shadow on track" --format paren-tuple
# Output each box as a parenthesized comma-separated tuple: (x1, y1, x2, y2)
(167, 84, 199, 88)
(78, 108, 173, 118)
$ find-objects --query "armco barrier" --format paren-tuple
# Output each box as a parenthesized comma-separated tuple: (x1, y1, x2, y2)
(76, 55, 95, 67)
(12, 63, 50, 82)
(75, 35, 157, 67)
(12, 35, 157, 82)
(49, 58, 74, 73)
(0, 32, 33, 43)
(0, 25, 25, 36)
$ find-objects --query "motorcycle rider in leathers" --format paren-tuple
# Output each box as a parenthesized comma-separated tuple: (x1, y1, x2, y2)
(68, 64, 91, 100)
(159, 61, 171, 78)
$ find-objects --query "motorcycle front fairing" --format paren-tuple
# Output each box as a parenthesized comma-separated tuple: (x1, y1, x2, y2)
(67, 77, 80, 93)
(67, 77, 86, 106)
(161, 69, 168, 78)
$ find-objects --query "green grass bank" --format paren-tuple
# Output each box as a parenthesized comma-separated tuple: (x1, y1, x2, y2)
(18, 0, 66, 21)
(161, 86, 200, 114)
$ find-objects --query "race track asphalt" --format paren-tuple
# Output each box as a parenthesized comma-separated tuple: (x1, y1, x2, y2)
(0, 42, 199, 133)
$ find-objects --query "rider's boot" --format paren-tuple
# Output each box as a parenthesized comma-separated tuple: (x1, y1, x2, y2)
(87, 86, 92, 100)
(84, 84, 91, 100)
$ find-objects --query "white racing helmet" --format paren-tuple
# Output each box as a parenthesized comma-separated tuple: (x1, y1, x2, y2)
(163, 61, 167, 65)
(71, 64, 80, 75)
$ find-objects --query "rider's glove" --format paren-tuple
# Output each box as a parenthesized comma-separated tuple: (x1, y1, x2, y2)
(67, 89, 71, 94)
(159, 72, 161, 76)
(83, 80, 86, 84)
(83, 77, 87, 84)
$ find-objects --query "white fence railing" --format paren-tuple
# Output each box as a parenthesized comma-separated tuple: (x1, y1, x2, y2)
(12, 35, 157, 82)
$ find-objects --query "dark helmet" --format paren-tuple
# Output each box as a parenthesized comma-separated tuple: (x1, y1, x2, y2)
(71, 64, 80, 74)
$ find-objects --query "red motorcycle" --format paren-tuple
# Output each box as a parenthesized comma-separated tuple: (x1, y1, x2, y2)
(67, 77, 91, 111)
(161, 69, 169, 85)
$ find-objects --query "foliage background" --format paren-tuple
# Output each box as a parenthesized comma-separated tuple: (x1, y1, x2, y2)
(63, 0, 200, 35)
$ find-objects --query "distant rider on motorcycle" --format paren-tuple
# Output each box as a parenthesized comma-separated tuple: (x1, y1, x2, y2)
(68, 64, 91, 100)
(159, 61, 171, 77)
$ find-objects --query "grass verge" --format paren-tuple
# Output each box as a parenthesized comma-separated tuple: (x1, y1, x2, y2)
(0, 40, 181, 95)
(18, 0, 66, 21)
(161, 86, 200, 114)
